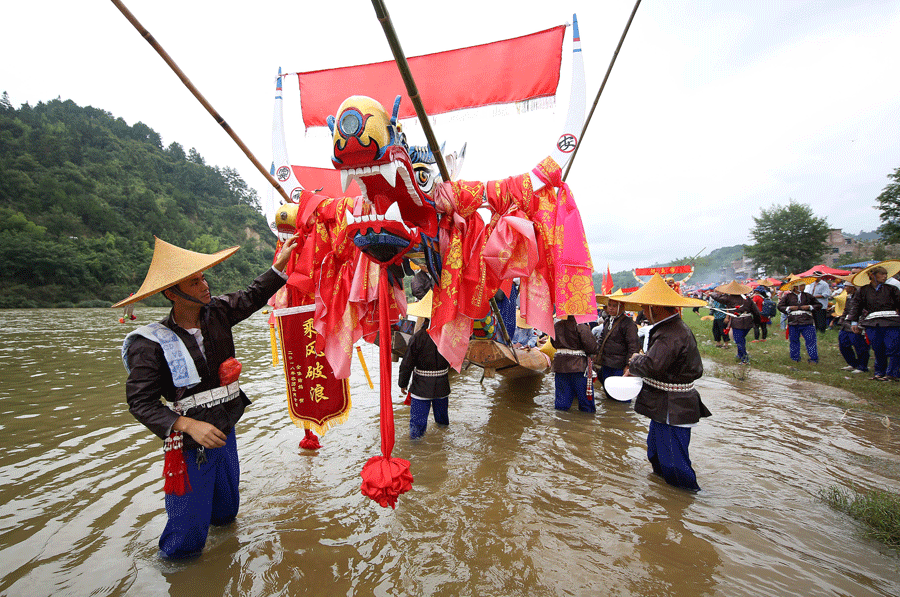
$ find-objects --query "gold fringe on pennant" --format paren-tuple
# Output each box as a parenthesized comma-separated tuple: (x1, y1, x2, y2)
(285, 384, 352, 437)
(269, 324, 279, 366)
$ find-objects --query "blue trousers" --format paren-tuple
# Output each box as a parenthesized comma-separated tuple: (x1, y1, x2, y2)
(865, 326, 900, 378)
(647, 420, 700, 491)
(838, 329, 870, 372)
(788, 324, 818, 363)
(732, 328, 749, 362)
(410, 396, 449, 439)
(554, 371, 595, 412)
(159, 430, 240, 559)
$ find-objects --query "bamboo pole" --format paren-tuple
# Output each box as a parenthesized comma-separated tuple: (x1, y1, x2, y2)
(370, 0, 451, 182)
(563, 0, 642, 181)
(110, 0, 292, 203)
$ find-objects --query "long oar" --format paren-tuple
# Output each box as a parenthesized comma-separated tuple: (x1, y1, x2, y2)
(110, 0, 291, 204)
(370, 0, 450, 182)
(563, 0, 642, 181)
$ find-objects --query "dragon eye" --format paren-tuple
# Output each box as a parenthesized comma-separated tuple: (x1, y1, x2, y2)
(339, 112, 362, 136)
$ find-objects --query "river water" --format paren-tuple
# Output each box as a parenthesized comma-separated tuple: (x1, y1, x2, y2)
(0, 307, 898, 596)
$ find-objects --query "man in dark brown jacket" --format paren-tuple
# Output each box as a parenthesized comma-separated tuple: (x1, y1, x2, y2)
(777, 278, 821, 364)
(117, 235, 297, 559)
(845, 263, 900, 380)
(622, 275, 709, 491)
(551, 315, 599, 412)
(595, 296, 640, 398)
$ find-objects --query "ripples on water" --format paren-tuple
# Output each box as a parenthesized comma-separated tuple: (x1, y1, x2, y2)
(0, 308, 898, 596)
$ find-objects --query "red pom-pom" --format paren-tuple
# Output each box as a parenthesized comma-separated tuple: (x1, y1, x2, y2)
(219, 357, 242, 385)
(360, 455, 413, 509)
(299, 429, 321, 450)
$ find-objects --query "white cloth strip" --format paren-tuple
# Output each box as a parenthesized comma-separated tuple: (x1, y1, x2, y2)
(642, 377, 695, 392)
(555, 349, 586, 356)
(274, 304, 316, 317)
(174, 382, 241, 411)
(865, 310, 899, 319)
(413, 367, 449, 378)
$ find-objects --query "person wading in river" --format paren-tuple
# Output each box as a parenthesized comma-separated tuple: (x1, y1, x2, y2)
(622, 274, 709, 491)
(114, 235, 297, 559)
(594, 290, 640, 399)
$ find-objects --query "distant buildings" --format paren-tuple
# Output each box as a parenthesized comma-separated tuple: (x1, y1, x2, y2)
(730, 229, 899, 278)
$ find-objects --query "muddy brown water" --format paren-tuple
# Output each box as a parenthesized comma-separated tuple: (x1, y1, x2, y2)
(0, 308, 898, 596)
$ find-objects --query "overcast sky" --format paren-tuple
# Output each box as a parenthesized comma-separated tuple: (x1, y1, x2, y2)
(2, 0, 898, 272)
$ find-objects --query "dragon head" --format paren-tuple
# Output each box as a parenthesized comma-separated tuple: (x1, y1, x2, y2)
(328, 95, 439, 265)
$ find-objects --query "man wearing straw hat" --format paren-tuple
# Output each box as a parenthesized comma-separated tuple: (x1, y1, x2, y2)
(845, 261, 900, 381)
(594, 289, 640, 397)
(115, 234, 298, 559)
(777, 276, 821, 364)
(622, 274, 709, 491)
(832, 273, 869, 374)
(714, 280, 760, 365)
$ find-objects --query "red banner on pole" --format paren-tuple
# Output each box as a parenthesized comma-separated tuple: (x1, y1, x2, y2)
(633, 265, 694, 276)
(276, 305, 350, 434)
(295, 26, 565, 128)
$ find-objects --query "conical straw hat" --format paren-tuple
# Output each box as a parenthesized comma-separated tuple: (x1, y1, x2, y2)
(850, 259, 900, 287)
(779, 274, 816, 291)
(596, 288, 629, 306)
(618, 274, 706, 311)
(715, 280, 752, 295)
(111, 237, 239, 308)
(406, 290, 433, 318)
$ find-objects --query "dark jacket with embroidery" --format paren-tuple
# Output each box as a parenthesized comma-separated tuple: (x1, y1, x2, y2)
(777, 291, 820, 327)
(398, 326, 451, 398)
(551, 316, 599, 374)
(629, 315, 709, 426)
(595, 313, 640, 369)
(125, 268, 286, 450)
(845, 283, 900, 327)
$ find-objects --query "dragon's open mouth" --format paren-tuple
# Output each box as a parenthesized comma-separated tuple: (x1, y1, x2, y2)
(338, 146, 438, 265)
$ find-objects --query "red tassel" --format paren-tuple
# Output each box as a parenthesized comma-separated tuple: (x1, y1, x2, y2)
(299, 428, 321, 450)
(403, 393, 411, 406)
(162, 433, 191, 496)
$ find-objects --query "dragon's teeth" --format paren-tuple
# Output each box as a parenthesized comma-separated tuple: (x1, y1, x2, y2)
(380, 161, 398, 187)
(384, 203, 402, 222)
(340, 169, 351, 193)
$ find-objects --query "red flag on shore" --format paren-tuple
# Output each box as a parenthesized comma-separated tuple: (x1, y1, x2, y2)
(602, 264, 614, 294)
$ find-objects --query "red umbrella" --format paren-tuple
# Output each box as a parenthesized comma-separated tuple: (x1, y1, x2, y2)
(796, 265, 850, 277)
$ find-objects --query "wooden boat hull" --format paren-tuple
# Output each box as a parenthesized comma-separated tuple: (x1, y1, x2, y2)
(465, 338, 551, 379)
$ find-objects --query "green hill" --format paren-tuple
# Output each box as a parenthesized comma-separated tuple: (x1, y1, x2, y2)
(0, 94, 276, 308)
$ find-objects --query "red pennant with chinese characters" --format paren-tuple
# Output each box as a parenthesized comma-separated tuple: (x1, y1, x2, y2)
(276, 305, 351, 434)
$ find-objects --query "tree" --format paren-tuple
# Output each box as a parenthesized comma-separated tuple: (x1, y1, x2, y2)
(876, 166, 900, 244)
(745, 201, 829, 275)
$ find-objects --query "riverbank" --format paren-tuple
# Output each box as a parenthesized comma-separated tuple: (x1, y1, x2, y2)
(681, 309, 900, 418)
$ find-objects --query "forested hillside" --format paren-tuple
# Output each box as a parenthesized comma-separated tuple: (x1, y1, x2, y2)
(593, 245, 747, 292)
(0, 94, 276, 307)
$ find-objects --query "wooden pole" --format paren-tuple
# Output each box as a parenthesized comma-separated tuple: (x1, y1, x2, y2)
(110, 0, 292, 203)
(563, 0, 642, 181)
(370, 0, 451, 182)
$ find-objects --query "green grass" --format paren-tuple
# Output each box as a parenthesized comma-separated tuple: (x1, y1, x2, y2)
(820, 483, 900, 548)
(680, 309, 900, 417)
